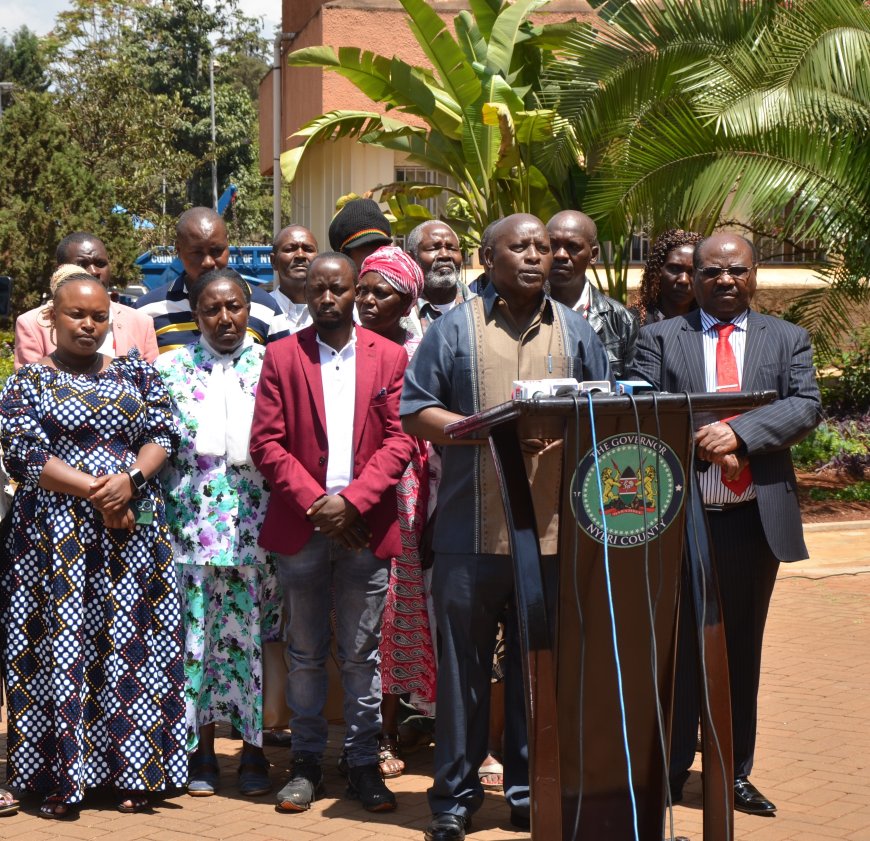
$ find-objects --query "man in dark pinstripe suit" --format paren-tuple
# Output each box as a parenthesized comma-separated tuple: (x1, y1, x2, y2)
(631, 233, 821, 816)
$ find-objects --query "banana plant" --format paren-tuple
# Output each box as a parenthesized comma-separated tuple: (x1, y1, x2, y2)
(280, 0, 583, 246)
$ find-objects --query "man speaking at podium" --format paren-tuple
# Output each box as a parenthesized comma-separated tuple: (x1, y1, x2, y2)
(401, 214, 611, 841)
(631, 233, 821, 816)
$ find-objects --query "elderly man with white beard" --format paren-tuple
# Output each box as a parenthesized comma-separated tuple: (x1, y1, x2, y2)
(405, 221, 475, 336)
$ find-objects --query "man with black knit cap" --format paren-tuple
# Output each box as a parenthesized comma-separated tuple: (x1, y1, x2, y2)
(328, 197, 392, 269)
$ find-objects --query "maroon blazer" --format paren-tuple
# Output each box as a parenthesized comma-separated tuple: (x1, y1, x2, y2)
(250, 324, 413, 559)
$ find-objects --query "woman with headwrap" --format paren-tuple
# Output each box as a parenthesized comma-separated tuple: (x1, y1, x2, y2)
(156, 268, 281, 799)
(354, 246, 436, 778)
(634, 229, 704, 325)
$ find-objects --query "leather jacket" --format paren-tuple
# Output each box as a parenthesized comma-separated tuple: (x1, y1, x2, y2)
(585, 285, 639, 379)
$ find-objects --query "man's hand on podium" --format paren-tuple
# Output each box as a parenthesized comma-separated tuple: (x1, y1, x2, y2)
(520, 438, 563, 456)
(694, 420, 740, 461)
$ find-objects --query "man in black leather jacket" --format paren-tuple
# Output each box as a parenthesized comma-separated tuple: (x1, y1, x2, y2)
(546, 210, 638, 378)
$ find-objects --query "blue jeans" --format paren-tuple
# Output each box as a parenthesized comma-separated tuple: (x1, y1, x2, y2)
(277, 532, 389, 767)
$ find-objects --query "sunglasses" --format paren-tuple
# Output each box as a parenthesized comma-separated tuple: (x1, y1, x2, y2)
(697, 265, 753, 280)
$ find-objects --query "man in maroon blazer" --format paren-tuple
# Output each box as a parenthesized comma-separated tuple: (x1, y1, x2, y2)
(250, 251, 413, 817)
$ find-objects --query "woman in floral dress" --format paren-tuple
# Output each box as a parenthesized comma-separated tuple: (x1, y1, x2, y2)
(156, 268, 280, 798)
(0, 273, 185, 818)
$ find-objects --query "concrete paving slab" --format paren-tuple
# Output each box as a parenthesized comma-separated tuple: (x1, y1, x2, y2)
(1, 528, 868, 841)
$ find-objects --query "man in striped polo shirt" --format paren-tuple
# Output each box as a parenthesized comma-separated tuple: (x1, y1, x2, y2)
(135, 207, 288, 353)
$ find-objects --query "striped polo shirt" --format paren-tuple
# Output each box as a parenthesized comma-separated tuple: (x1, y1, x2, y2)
(697, 307, 756, 504)
(134, 273, 289, 354)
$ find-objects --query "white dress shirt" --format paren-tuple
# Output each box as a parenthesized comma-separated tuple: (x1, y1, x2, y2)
(270, 288, 313, 335)
(316, 329, 357, 495)
(570, 280, 592, 317)
(698, 308, 756, 504)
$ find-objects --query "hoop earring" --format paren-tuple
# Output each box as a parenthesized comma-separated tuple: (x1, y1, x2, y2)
(49, 325, 56, 346)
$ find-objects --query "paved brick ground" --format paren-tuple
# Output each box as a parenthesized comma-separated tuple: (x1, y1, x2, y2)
(1, 521, 867, 840)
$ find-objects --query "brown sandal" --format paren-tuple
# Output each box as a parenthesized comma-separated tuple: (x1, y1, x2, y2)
(38, 794, 75, 820)
(117, 791, 149, 813)
(377, 733, 405, 779)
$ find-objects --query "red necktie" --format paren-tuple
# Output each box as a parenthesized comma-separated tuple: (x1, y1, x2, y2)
(715, 323, 752, 496)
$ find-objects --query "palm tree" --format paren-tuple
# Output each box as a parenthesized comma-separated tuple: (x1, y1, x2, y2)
(280, 0, 583, 242)
(546, 0, 870, 348)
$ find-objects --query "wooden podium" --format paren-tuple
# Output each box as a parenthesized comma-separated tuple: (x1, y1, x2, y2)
(446, 390, 776, 841)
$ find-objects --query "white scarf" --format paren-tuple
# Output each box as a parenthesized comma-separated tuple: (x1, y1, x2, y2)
(194, 335, 255, 466)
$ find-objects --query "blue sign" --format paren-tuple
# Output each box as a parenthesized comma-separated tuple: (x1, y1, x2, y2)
(134, 245, 275, 290)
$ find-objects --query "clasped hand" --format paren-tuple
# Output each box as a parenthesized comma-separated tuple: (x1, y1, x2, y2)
(89, 473, 136, 531)
(307, 494, 371, 550)
(694, 422, 749, 480)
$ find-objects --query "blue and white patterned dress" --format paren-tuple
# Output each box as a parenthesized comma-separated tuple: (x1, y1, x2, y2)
(0, 352, 186, 803)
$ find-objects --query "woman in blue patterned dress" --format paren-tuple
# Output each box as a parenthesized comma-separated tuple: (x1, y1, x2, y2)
(156, 268, 280, 798)
(0, 274, 186, 818)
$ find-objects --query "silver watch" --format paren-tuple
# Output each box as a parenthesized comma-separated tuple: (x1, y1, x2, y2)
(126, 467, 148, 496)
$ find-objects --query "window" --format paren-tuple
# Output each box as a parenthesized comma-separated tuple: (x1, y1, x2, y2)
(755, 233, 824, 264)
(629, 233, 650, 264)
(394, 166, 451, 220)
(598, 233, 650, 265)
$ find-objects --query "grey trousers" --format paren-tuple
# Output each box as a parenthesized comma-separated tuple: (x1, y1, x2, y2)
(427, 551, 557, 818)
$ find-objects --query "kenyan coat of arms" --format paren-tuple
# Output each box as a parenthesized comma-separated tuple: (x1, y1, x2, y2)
(570, 433, 686, 548)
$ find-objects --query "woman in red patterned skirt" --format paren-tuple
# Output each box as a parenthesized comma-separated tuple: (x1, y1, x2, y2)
(356, 246, 436, 778)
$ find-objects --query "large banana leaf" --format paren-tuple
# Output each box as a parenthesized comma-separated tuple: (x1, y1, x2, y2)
(468, 0, 500, 41)
(288, 45, 463, 138)
(280, 110, 423, 182)
(485, 0, 549, 76)
(455, 11, 488, 66)
(523, 164, 563, 222)
(281, 0, 572, 245)
(462, 73, 525, 185)
(399, 0, 482, 110)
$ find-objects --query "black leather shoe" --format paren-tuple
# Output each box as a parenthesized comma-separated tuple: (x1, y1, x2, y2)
(733, 777, 776, 815)
(510, 809, 530, 829)
(424, 813, 471, 841)
(346, 763, 397, 812)
(669, 769, 689, 804)
(262, 728, 293, 748)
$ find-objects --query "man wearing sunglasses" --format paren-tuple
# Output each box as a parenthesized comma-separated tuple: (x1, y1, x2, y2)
(631, 233, 821, 818)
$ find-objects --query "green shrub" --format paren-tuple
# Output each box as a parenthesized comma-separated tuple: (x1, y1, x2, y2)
(792, 416, 870, 474)
(818, 328, 870, 416)
(808, 481, 870, 502)
(0, 330, 13, 389)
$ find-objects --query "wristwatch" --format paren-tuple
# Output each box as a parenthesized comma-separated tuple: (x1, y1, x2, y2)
(125, 467, 148, 497)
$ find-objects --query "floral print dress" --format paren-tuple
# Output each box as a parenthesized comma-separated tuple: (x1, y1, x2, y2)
(156, 342, 281, 750)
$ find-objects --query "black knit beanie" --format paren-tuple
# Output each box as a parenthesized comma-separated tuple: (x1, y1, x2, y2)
(328, 198, 392, 253)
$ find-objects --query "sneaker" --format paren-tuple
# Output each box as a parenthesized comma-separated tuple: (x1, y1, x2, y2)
(275, 753, 324, 812)
(346, 762, 398, 812)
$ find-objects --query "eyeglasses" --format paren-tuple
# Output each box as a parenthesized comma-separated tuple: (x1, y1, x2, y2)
(697, 265, 752, 280)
